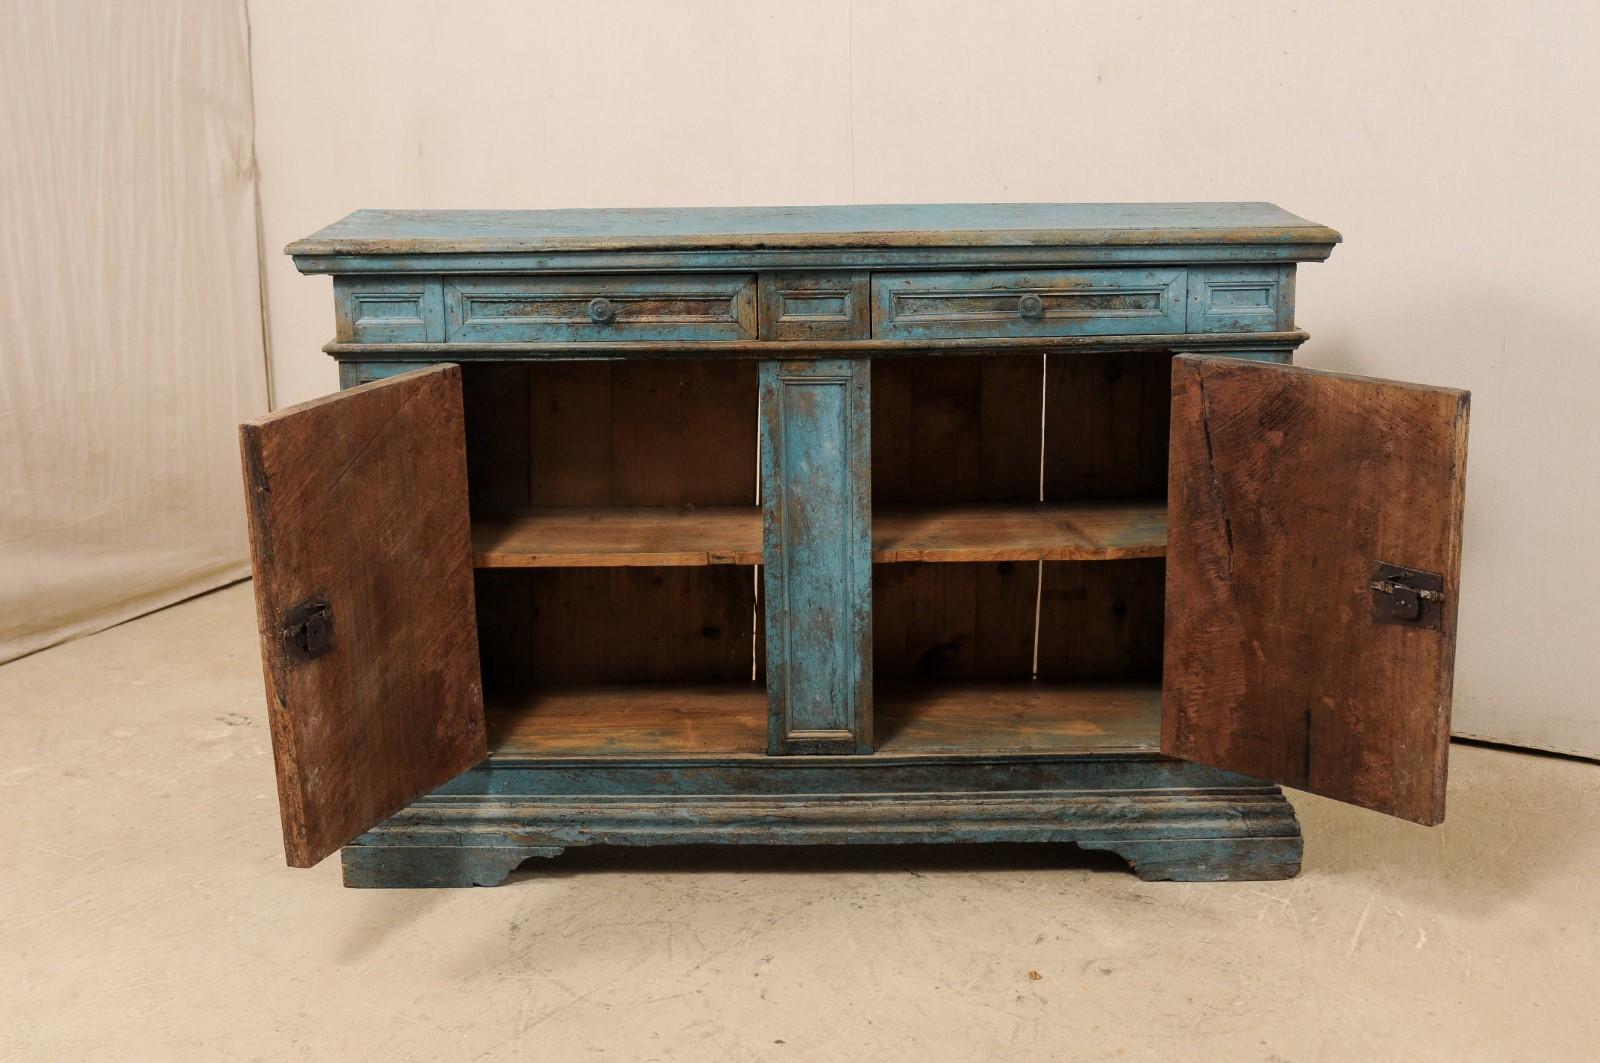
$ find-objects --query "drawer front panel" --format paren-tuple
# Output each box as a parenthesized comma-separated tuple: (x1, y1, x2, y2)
(871, 268, 1187, 340)
(444, 274, 757, 343)
(1186, 265, 1293, 333)
(758, 271, 871, 340)
(335, 277, 445, 343)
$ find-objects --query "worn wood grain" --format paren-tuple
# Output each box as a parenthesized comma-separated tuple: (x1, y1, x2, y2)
(486, 683, 765, 756)
(874, 502, 1165, 563)
(484, 680, 1159, 758)
(239, 364, 485, 868)
(873, 562, 1037, 681)
(1037, 559, 1166, 680)
(876, 681, 1161, 754)
(473, 507, 762, 568)
(288, 203, 1341, 256)
(1043, 349, 1172, 501)
(871, 355, 1041, 504)
(1163, 355, 1469, 825)
(761, 358, 873, 753)
(525, 567, 755, 686)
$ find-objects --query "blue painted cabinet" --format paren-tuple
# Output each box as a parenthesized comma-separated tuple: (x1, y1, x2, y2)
(241, 204, 1471, 888)
(760, 357, 872, 754)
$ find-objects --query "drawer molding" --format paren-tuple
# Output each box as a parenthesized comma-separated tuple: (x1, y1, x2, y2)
(758, 271, 871, 340)
(872, 268, 1188, 340)
(443, 274, 757, 343)
(1186, 265, 1293, 333)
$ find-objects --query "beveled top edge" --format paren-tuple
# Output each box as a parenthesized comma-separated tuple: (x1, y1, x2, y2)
(286, 202, 1341, 257)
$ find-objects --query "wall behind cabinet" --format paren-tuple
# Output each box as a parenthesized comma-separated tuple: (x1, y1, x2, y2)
(248, 0, 1600, 757)
(0, 0, 269, 664)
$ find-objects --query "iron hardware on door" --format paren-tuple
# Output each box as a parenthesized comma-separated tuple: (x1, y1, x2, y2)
(1370, 562, 1446, 628)
(281, 597, 333, 663)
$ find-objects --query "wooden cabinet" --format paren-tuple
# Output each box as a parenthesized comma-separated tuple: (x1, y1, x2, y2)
(244, 203, 1469, 886)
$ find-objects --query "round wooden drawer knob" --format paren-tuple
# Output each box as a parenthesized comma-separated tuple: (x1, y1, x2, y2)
(587, 297, 617, 324)
(1017, 293, 1045, 319)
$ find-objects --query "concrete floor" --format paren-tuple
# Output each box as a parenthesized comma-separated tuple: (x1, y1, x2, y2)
(3, 583, 1597, 1062)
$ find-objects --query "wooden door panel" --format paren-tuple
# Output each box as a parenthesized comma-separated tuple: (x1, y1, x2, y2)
(240, 364, 485, 867)
(1163, 355, 1469, 824)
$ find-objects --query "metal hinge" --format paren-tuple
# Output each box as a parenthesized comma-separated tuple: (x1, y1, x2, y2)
(1370, 562, 1446, 628)
(281, 597, 333, 663)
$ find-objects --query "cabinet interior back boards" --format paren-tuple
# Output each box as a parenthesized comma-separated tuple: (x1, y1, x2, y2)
(240, 203, 1470, 887)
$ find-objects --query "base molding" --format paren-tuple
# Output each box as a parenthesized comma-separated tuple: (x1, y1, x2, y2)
(341, 766, 1302, 887)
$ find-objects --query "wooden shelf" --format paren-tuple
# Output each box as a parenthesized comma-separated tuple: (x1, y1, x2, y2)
(876, 681, 1161, 754)
(486, 680, 1160, 759)
(473, 501, 1165, 569)
(487, 683, 766, 756)
(872, 501, 1166, 563)
(474, 506, 761, 568)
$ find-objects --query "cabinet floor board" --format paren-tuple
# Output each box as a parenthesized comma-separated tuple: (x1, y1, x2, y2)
(485, 680, 1161, 759)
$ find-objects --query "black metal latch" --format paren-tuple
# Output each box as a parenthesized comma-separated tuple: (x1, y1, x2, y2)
(281, 597, 333, 663)
(1370, 562, 1445, 628)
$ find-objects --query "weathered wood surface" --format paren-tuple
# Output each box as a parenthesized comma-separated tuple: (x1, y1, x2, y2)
(876, 681, 1160, 754)
(239, 364, 485, 867)
(874, 502, 1164, 563)
(327, 330, 1311, 363)
(1164, 355, 1469, 825)
(1043, 349, 1173, 501)
(473, 507, 762, 568)
(873, 562, 1037, 681)
(290, 202, 1340, 256)
(342, 755, 1302, 887)
(520, 568, 755, 686)
(1038, 558, 1166, 681)
(871, 355, 1041, 504)
(487, 684, 766, 757)
(761, 358, 873, 753)
(484, 680, 1159, 759)
(873, 268, 1187, 340)
(470, 501, 1163, 569)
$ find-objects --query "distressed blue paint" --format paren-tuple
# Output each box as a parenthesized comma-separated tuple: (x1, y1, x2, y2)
(337, 361, 431, 389)
(1185, 265, 1295, 333)
(761, 358, 873, 754)
(440, 273, 756, 343)
(290, 202, 1340, 255)
(872, 268, 1188, 340)
(334, 275, 445, 343)
(273, 202, 1348, 887)
(343, 755, 1303, 886)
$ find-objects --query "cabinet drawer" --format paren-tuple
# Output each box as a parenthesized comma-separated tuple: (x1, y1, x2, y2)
(871, 269, 1187, 340)
(444, 274, 757, 343)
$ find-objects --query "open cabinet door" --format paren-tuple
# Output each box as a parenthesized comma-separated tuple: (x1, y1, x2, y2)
(240, 364, 485, 867)
(1164, 355, 1469, 825)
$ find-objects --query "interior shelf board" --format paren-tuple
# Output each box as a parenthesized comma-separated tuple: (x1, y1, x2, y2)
(474, 500, 1164, 569)
(473, 506, 762, 568)
(487, 683, 767, 757)
(876, 680, 1163, 754)
(486, 679, 1162, 759)
(872, 501, 1166, 563)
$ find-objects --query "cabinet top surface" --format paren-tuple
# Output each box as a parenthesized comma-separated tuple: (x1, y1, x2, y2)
(287, 202, 1340, 257)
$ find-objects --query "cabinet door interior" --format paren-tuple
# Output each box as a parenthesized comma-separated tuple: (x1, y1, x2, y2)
(1163, 355, 1469, 824)
(240, 364, 486, 867)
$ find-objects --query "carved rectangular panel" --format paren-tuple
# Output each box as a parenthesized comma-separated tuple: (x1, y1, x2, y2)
(761, 358, 872, 754)
(1185, 265, 1293, 333)
(758, 271, 871, 340)
(443, 274, 756, 343)
(872, 268, 1187, 340)
(334, 276, 445, 343)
